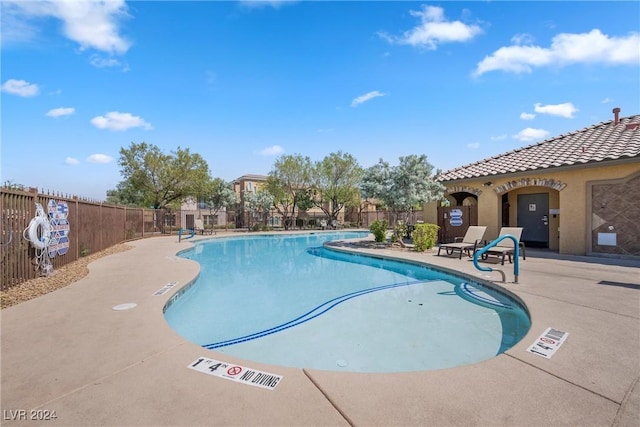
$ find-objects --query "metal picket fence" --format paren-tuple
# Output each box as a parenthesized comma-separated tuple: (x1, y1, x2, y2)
(0, 187, 179, 291)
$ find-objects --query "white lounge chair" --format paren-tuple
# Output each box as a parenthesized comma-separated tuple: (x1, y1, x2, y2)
(482, 227, 524, 265)
(194, 219, 212, 235)
(437, 226, 487, 259)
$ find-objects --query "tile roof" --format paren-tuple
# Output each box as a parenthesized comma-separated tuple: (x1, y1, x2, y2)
(437, 114, 640, 182)
(234, 174, 268, 182)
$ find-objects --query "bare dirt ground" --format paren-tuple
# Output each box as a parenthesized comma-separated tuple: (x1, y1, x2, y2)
(1, 244, 132, 309)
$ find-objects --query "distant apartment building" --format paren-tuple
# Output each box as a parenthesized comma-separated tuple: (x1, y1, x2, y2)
(233, 174, 272, 228)
(180, 173, 368, 230)
(180, 197, 229, 231)
(233, 174, 347, 229)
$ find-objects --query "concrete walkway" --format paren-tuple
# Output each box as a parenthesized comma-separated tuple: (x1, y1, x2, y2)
(1, 233, 638, 426)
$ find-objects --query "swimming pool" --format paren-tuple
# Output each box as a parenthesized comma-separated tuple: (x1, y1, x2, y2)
(164, 232, 530, 373)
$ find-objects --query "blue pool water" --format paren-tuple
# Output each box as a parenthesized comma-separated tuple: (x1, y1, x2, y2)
(164, 232, 530, 373)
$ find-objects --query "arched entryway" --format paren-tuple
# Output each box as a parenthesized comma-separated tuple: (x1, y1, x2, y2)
(495, 178, 565, 250)
(438, 186, 481, 243)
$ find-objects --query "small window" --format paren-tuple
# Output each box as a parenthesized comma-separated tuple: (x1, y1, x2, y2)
(204, 215, 219, 226)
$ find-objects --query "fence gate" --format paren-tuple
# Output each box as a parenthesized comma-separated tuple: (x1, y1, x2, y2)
(437, 205, 478, 244)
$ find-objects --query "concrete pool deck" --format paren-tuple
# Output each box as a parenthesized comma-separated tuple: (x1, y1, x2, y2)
(1, 232, 638, 426)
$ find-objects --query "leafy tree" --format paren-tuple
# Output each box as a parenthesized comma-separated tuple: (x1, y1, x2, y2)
(310, 151, 363, 222)
(265, 154, 313, 230)
(105, 180, 145, 206)
(361, 154, 444, 222)
(243, 189, 274, 230)
(201, 178, 237, 222)
(115, 142, 210, 209)
(361, 158, 391, 203)
(295, 189, 315, 228)
(296, 190, 314, 214)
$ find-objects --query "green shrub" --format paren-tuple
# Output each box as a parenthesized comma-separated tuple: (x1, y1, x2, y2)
(412, 223, 439, 252)
(369, 219, 388, 242)
(79, 244, 90, 257)
(392, 221, 408, 243)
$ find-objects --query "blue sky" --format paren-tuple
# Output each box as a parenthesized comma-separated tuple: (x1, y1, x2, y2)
(2, 1, 639, 200)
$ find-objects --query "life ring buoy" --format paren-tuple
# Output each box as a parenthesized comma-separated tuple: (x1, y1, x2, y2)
(27, 216, 51, 250)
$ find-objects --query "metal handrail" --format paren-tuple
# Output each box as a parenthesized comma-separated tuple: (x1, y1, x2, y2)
(473, 234, 520, 283)
(178, 227, 195, 242)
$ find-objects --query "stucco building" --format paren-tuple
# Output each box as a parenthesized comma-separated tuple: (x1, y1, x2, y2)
(232, 174, 338, 229)
(233, 174, 270, 228)
(424, 108, 640, 257)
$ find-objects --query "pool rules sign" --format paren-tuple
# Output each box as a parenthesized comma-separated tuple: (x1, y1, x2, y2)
(47, 200, 70, 258)
(527, 327, 569, 358)
(188, 357, 282, 390)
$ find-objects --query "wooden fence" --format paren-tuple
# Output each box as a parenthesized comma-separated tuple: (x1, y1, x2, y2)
(436, 205, 478, 243)
(0, 187, 182, 291)
(353, 210, 424, 228)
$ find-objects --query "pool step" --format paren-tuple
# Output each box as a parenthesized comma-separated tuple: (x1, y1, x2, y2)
(455, 283, 514, 310)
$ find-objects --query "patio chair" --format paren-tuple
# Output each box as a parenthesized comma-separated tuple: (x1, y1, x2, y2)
(482, 227, 524, 265)
(194, 219, 212, 235)
(437, 226, 487, 259)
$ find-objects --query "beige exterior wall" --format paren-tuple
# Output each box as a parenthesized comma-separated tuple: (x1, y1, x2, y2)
(427, 160, 640, 255)
(180, 198, 228, 227)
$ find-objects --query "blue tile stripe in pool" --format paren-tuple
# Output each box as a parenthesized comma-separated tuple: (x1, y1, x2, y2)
(202, 279, 436, 349)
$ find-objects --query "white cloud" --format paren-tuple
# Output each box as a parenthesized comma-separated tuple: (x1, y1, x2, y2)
(87, 154, 114, 164)
(379, 5, 482, 49)
(3, 0, 131, 54)
(91, 112, 152, 131)
(520, 112, 536, 120)
(1, 79, 39, 97)
(534, 102, 578, 118)
(239, 0, 295, 9)
(490, 134, 507, 141)
(467, 142, 480, 149)
(46, 107, 75, 118)
(258, 145, 284, 156)
(601, 97, 612, 104)
(0, 3, 39, 45)
(511, 33, 535, 45)
(90, 55, 127, 70)
(474, 29, 640, 76)
(351, 91, 386, 107)
(513, 128, 550, 142)
(65, 157, 80, 165)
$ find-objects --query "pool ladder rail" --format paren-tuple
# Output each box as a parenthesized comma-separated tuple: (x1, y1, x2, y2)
(178, 228, 196, 242)
(472, 234, 520, 283)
